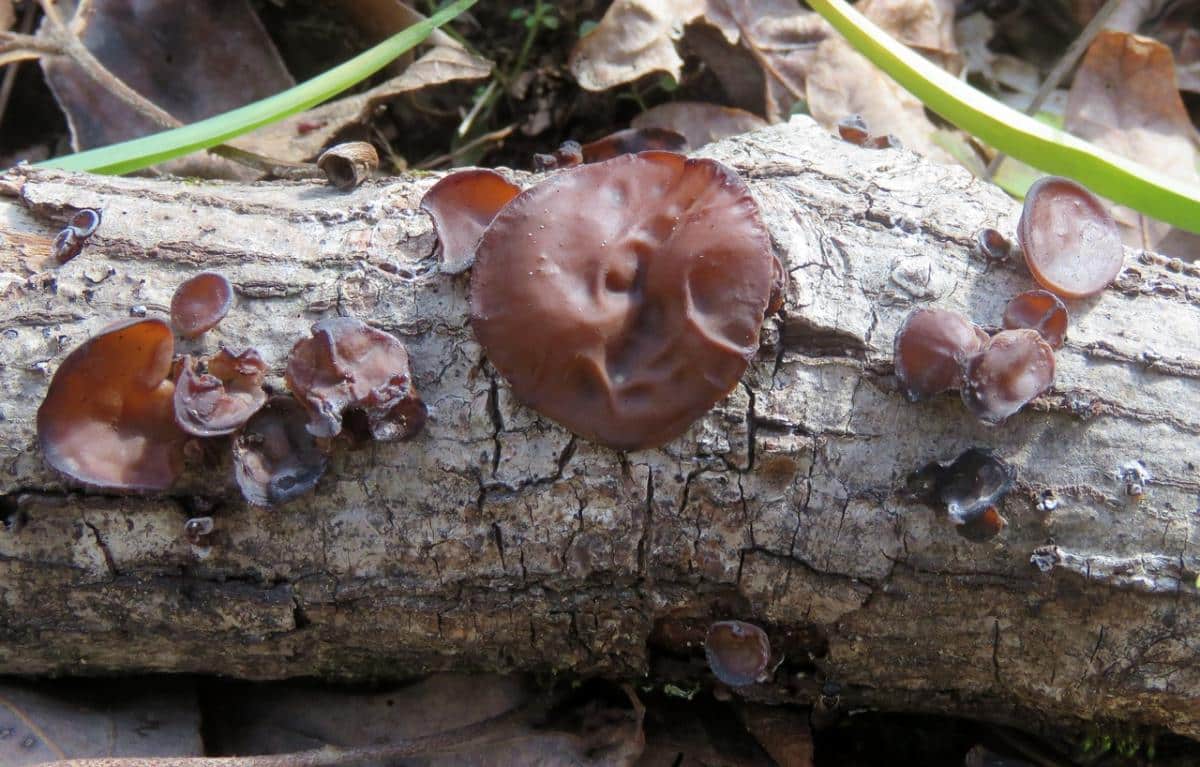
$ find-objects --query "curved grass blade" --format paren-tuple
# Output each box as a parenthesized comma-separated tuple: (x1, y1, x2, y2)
(38, 0, 477, 175)
(807, 0, 1200, 234)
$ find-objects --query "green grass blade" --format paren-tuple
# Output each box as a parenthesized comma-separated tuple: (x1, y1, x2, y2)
(38, 0, 477, 175)
(807, 0, 1200, 234)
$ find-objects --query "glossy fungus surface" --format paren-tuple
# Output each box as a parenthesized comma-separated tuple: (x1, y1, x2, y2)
(470, 151, 775, 450)
(233, 397, 328, 507)
(420, 169, 520, 274)
(52, 208, 102, 264)
(907, 448, 1015, 542)
(705, 621, 771, 687)
(836, 114, 869, 145)
(171, 272, 234, 338)
(1017, 176, 1123, 298)
(286, 317, 426, 442)
(580, 128, 687, 163)
(174, 348, 268, 437)
(974, 227, 1012, 261)
(893, 308, 989, 402)
(1002, 289, 1068, 349)
(533, 140, 583, 172)
(37, 318, 185, 491)
(961, 329, 1056, 424)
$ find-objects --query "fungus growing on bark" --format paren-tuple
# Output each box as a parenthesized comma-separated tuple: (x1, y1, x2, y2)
(52, 208, 102, 264)
(420, 169, 520, 274)
(1002, 289, 1068, 350)
(174, 348, 268, 437)
(286, 317, 426, 442)
(836, 114, 869, 145)
(37, 318, 185, 491)
(470, 151, 775, 450)
(892, 308, 989, 402)
(233, 396, 328, 507)
(170, 272, 233, 339)
(533, 140, 583, 172)
(907, 448, 1015, 542)
(317, 141, 379, 190)
(580, 127, 687, 162)
(974, 227, 1012, 261)
(705, 621, 771, 687)
(864, 134, 902, 150)
(960, 329, 1056, 424)
(1017, 176, 1123, 298)
(184, 516, 214, 546)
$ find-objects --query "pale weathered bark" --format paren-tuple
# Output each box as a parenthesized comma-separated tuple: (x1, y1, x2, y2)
(0, 117, 1198, 740)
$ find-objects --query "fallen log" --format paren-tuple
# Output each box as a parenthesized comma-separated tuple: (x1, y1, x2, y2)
(0, 117, 1197, 742)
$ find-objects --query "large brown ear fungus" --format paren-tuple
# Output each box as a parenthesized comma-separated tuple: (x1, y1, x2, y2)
(285, 317, 426, 442)
(960, 329, 1056, 424)
(893, 308, 989, 402)
(705, 621, 771, 687)
(470, 151, 775, 451)
(37, 318, 185, 491)
(1017, 176, 1123, 298)
(233, 396, 328, 507)
(174, 349, 269, 437)
(420, 169, 521, 274)
(1002, 289, 1068, 350)
(171, 272, 234, 339)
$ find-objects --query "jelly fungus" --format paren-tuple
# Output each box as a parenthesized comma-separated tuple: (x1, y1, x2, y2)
(974, 228, 1012, 261)
(892, 308, 989, 402)
(533, 140, 583, 172)
(961, 329, 1056, 424)
(580, 127, 687, 163)
(285, 317, 426, 442)
(704, 621, 772, 687)
(317, 141, 379, 190)
(1017, 176, 1123, 298)
(470, 151, 775, 450)
(233, 397, 328, 507)
(419, 169, 520, 274)
(1002, 289, 1068, 350)
(171, 272, 233, 339)
(907, 448, 1015, 542)
(174, 349, 268, 437)
(52, 208, 102, 264)
(184, 516, 214, 545)
(37, 318, 185, 491)
(865, 134, 902, 150)
(836, 114, 869, 145)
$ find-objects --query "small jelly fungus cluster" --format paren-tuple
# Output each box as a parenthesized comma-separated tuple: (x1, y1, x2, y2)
(907, 448, 1016, 541)
(422, 150, 780, 451)
(704, 620, 772, 687)
(533, 127, 687, 171)
(38, 270, 424, 509)
(835, 114, 901, 150)
(52, 208, 102, 264)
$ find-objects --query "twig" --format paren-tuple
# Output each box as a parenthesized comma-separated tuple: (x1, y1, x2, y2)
(984, 0, 1124, 179)
(0, 1, 39, 130)
(418, 123, 514, 169)
(456, 78, 496, 139)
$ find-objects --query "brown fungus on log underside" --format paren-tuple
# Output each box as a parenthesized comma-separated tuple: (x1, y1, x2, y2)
(420, 169, 521, 274)
(171, 272, 234, 339)
(37, 318, 186, 492)
(285, 317, 426, 443)
(893, 308, 989, 402)
(1017, 176, 1123, 299)
(174, 348, 269, 437)
(1002, 289, 1069, 350)
(469, 151, 776, 451)
(906, 448, 1016, 541)
(961, 329, 1056, 425)
(705, 620, 772, 687)
(233, 396, 328, 507)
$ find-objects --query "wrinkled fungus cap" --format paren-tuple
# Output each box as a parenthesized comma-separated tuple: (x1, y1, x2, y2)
(705, 620, 771, 687)
(580, 128, 687, 163)
(961, 329, 1056, 424)
(171, 272, 234, 339)
(907, 448, 1015, 542)
(174, 348, 268, 437)
(1017, 176, 1123, 298)
(420, 169, 520, 274)
(469, 151, 775, 451)
(285, 317, 426, 442)
(836, 114, 869, 145)
(37, 318, 185, 491)
(233, 396, 328, 507)
(893, 308, 989, 402)
(1002, 289, 1068, 350)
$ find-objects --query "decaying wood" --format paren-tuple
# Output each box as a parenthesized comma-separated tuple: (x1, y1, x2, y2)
(0, 118, 1198, 741)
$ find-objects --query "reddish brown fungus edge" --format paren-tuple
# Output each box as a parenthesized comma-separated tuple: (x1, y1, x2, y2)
(174, 348, 269, 437)
(171, 272, 234, 339)
(420, 169, 521, 275)
(1017, 176, 1123, 299)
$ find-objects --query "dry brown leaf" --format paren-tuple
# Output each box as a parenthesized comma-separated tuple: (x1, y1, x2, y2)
(631, 101, 767, 147)
(569, 0, 705, 91)
(1, 1, 14, 30)
(1065, 30, 1200, 250)
(859, 0, 959, 71)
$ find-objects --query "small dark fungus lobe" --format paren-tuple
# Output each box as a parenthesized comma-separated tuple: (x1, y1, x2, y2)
(470, 151, 775, 450)
(960, 329, 1056, 424)
(974, 227, 1012, 261)
(37, 318, 185, 491)
(864, 133, 902, 150)
(836, 114, 869, 145)
(907, 448, 1015, 542)
(184, 516, 214, 545)
(174, 348, 269, 437)
(1017, 176, 1123, 298)
(52, 207, 102, 264)
(893, 308, 988, 402)
(317, 141, 379, 190)
(1002, 289, 1068, 349)
(705, 620, 771, 687)
(285, 317, 426, 442)
(580, 127, 687, 163)
(233, 396, 328, 507)
(420, 169, 520, 274)
(533, 140, 583, 172)
(171, 272, 234, 339)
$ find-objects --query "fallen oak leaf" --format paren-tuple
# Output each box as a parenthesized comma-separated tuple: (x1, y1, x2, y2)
(568, 0, 705, 91)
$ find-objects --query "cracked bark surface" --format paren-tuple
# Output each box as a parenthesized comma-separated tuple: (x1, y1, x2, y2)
(0, 117, 1198, 740)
